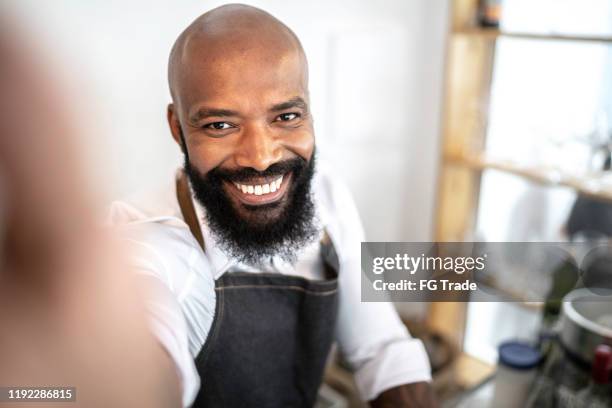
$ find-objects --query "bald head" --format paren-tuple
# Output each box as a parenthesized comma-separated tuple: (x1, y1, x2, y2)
(165, 4, 316, 261)
(165, 3, 315, 214)
(168, 4, 307, 106)
(167, 5, 315, 259)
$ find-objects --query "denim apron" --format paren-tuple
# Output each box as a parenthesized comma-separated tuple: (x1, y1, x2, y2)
(176, 173, 340, 408)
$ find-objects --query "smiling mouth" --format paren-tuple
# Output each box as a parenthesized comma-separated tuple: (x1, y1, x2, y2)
(225, 173, 292, 205)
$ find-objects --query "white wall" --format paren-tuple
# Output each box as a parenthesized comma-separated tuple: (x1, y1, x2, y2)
(10, 0, 448, 242)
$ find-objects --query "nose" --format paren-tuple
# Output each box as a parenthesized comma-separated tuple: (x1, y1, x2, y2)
(234, 123, 282, 171)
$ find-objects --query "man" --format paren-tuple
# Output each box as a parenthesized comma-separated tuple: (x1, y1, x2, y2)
(110, 4, 436, 407)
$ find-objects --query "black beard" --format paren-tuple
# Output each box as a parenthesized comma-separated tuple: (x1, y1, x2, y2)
(183, 152, 318, 265)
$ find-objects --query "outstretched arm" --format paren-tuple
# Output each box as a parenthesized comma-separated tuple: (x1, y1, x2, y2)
(0, 17, 181, 408)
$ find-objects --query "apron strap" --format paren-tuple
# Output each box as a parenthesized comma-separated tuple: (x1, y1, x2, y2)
(319, 230, 339, 279)
(176, 171, 206, 252)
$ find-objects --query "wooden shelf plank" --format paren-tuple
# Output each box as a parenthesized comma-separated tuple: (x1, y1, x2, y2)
(453, 27, 612, 44)
(445, 151, 612, 203)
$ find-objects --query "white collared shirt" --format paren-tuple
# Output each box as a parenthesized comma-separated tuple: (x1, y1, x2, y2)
(109, 162, 431, 407)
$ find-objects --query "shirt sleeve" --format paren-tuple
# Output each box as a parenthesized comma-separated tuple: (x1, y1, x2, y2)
(336, 254, 432, 401)
(139, 274, 201, 408)
(120, 225, 203, 408)
(319, 167, 432, 401)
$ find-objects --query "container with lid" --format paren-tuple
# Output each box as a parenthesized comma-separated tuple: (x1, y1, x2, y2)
(491, 341, 542, 407)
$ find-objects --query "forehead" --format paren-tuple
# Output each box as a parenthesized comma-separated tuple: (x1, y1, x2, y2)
(176, 38, 308, 112)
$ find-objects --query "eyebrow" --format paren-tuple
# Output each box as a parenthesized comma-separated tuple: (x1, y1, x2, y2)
(270, 97, 308, 112)
(189, 97, 308, 124)
(189, 108, 239, 124)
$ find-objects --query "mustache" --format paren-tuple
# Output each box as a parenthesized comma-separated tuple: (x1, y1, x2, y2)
(184, 152, 317, 264)
(208, 157, 308, 183)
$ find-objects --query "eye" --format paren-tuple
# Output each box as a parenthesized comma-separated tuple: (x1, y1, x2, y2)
(276, 112, 300, 122)
(204, 122, 233, 130)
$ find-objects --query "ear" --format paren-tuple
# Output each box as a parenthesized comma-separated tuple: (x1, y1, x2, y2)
(167, 103, 183, 148)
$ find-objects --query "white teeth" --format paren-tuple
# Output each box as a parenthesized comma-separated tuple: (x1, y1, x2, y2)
(235, 175, 285, 196)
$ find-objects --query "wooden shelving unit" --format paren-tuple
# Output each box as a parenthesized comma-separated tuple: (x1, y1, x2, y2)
(433, 2, 612, 269)
(427, 0, 612, 387)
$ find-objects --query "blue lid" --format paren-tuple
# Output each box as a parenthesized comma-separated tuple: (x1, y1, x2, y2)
(498, 341, 541, 370)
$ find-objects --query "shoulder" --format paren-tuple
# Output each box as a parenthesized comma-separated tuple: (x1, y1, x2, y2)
(107, 179, 213, 296)
(107, 178, 181, 225)
(313, 160, 365, 253)
(118, 221, 212, 295)
(313, 161, 355, 215)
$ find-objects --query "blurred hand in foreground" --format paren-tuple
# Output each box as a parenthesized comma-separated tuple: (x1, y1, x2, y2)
(0, 17, 181, 408)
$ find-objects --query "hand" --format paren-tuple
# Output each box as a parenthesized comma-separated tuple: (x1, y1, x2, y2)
(370, 382, 439, 408)
(0, 17, 180, 408)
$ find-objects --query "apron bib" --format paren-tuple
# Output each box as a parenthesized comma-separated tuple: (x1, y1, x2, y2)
(177, 172, 339, 408)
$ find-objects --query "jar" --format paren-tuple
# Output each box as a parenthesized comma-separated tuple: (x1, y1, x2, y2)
(492, 341, 541, 407)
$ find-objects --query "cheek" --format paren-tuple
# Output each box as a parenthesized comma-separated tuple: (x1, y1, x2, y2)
(187, 125, 315, 171)
(187, 141, 231, 174)
(285, 127, 315, 161)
